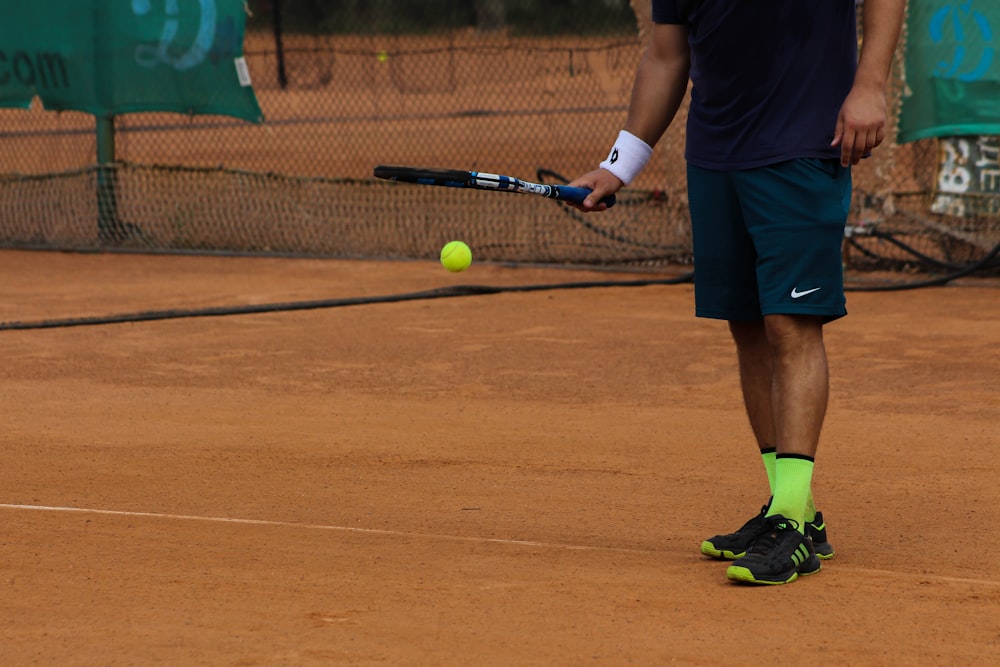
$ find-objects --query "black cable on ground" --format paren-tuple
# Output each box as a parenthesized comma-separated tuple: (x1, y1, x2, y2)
(849, 226, 992, 272)
(3, 234, 996, 331)
(846, 238, 1000, 292)
(0, 273, 695, 331)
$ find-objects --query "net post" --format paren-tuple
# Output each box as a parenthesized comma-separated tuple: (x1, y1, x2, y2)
(272, 0, 288, 89)
(95, 114, 120, 242)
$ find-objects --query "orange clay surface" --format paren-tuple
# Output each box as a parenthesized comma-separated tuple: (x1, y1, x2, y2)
(0, 249, 998, 665)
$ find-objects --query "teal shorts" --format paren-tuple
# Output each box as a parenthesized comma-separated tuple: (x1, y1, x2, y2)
(687, 158, 851, 322)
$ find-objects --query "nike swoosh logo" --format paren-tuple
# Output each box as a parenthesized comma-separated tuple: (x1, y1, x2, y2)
(791, 287, 822, 299)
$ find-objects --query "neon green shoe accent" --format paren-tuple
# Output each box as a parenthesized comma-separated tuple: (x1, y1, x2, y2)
(726, 565, 799, 585)
(700, 541, 747, 560)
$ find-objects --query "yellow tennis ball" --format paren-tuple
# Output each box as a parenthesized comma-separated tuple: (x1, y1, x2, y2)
(440, 241, 472, 272)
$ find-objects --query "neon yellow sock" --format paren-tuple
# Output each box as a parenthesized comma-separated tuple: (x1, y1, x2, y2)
(805, 491, 817, 524)
(761, 448, 777, 496)
(766, 455, 815, 533)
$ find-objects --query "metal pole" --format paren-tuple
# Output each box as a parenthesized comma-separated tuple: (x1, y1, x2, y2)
(273, 0, 288, 89)
(93, 0, 121, 244)
(96, 114, 120, 242)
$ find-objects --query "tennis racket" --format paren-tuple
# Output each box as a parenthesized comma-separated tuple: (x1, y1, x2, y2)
(373, 165, 616, 208)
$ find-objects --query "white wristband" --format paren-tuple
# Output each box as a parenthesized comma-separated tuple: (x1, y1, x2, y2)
(599, 130, 653, 185)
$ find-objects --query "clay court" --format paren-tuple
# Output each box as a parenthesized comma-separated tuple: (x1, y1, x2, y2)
(0, 249, 997, 665)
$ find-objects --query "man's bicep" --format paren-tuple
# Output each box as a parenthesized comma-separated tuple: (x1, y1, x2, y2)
(648, 23, 689, 66)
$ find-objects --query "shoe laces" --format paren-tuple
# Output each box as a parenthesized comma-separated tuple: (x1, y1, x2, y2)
(736, 505, 770, 533)
(748, 515, 801, 553)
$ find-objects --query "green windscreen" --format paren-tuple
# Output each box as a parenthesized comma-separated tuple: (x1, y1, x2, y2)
(0, 0, 261, 122)
(898, 0, 1000, 143)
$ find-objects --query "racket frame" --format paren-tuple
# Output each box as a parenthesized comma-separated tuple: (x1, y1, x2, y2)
(374, 165, 616, 208)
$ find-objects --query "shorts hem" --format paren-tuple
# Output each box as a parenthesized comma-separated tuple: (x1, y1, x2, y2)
(695, 308, 760, 321)
(761, 305, 848, 323)
(695, 307, 847, 322)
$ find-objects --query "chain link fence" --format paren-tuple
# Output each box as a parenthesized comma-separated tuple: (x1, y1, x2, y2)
(0, 1, 995, 277)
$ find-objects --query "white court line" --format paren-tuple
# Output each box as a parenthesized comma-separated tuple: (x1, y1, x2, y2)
(4, 502, 999, 589)
(0, 502, 648, 554)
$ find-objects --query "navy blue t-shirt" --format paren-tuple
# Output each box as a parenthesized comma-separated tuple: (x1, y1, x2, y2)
(652, 1, 858, 169)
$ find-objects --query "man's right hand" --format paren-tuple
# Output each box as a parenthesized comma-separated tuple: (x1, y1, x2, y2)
(567, 169, 625, 212)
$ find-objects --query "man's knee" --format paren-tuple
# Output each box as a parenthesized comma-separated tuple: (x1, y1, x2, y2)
(763, 314, 825, 352)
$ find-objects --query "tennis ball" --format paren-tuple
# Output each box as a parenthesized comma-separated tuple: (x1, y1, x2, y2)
(377, 50, 389, 63)
(440, 241, 472, 272)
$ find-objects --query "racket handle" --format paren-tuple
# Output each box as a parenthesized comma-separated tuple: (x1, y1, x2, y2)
(553, 185, 617, 208)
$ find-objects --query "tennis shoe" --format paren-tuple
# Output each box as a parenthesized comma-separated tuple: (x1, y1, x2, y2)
(701, 503, 835, 561)
(725, 514, 821, 585)
(700, 504, 769, 559)
(806, 511, 835, 560)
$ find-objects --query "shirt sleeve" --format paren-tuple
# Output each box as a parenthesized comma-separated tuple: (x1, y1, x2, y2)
(651, 0, 682, 24)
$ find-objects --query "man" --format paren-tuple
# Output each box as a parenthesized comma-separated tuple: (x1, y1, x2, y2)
(570, 0, 906, 584)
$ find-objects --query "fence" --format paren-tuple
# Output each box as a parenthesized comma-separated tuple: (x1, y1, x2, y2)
(0, 1, 996, 277)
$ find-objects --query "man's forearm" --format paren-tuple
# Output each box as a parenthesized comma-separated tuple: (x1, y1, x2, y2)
(623, 24, 691, 148)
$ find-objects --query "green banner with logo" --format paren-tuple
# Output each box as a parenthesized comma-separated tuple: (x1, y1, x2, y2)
(898, 0, 999, 143)
(0, 0, 262, 123)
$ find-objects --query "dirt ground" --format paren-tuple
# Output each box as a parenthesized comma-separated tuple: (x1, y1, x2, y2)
(0, 249, 998, 666)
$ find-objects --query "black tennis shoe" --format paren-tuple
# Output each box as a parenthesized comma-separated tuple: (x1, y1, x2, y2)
(725, 514, 822, 585)
(806, 511, 835, 560)
(700, 504, 770, 559)
(701, 503, 835, 560)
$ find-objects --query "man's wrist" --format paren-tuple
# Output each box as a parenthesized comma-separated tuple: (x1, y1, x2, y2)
(599, 130, 653, 185)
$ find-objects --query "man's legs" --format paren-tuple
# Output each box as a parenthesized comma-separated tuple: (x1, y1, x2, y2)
(730, 314, 828, 527)
(714, 314, 829, 583)
(700, 314, 835, 562)
(689, 159, 846, 575)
